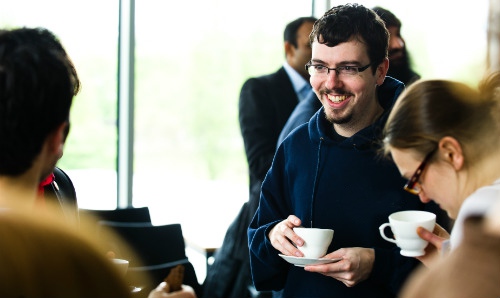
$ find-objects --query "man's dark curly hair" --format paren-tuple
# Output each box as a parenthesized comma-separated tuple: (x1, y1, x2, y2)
(309, 3, 389, 74)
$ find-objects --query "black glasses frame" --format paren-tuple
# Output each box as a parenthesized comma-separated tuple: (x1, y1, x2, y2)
(305, 63, 372, 76)
(403, 149, 436, 195)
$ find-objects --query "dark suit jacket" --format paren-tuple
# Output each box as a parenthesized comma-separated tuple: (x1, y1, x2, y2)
(238, 67, 299, 215)
(204, 67, 298, 297)
(278, 91, 322, 145)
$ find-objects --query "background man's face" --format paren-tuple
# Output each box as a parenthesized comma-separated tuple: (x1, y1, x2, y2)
(288, 21, 315, 79)
(387, 26, 406, 67)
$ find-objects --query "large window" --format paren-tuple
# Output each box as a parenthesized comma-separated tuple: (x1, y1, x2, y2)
(1, 0, 489, 219)
(132, 0, 312, 232)
(0, 0, 489, 233)
(362, 0, 489, 86)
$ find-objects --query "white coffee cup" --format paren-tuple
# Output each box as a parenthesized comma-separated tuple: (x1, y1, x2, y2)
(293, 227, 334, 258)
(111, 258, 129, 276)
(379, 210, 436, 257)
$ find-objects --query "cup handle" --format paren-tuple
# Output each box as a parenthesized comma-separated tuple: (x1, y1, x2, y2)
(379, 223, 397, 243)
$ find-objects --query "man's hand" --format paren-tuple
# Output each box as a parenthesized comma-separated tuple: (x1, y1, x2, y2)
(268, 215, 304, 257)
(148, 282, 196, 298)
(304, 247, 375, 287)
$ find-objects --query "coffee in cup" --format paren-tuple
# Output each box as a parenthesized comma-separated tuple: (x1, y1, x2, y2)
(111, 258, 129, 276)
(379, 210, 436, 257)
(293, 227, 334, 258)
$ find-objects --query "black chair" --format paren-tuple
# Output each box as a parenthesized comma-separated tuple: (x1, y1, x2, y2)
(44, 166, 79, 225)
(79, 206, 152, 224)
(97, 221, 202, 298)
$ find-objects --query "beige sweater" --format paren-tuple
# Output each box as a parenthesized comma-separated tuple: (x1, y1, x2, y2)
(400, 216, 500, 298)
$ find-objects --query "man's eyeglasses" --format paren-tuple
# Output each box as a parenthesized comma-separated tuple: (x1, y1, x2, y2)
(305, 62, 371, 77)
(404, 149, 436, 195)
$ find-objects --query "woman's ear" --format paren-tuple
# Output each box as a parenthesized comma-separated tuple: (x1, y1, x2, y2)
(438, 136, 464, 171)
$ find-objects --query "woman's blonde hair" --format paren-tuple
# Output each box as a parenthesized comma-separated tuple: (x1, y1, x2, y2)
(0, 207, 134, 298)
(383, 71, 500, 167)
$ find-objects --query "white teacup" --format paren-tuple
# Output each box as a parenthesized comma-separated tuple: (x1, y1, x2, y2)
(379, 210, 436, 257)
(111, 258, 129, 276)
(293, 227, 334, 259)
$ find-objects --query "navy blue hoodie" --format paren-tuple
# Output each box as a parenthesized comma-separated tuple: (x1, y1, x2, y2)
(248, 77, 449, 298)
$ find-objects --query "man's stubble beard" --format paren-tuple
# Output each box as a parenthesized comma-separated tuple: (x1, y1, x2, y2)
(323, 108, 352, 125)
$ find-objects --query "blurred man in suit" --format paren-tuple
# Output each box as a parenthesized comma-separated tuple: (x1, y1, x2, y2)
(239, 16, 317, 216)
(202, 16, 317, 298)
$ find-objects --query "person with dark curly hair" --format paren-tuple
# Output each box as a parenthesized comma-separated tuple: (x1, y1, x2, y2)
(278, 6, 421, 146)
(248, 4, 449, 297)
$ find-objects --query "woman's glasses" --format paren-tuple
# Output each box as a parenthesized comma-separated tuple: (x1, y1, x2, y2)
(404, 149, 436, 195)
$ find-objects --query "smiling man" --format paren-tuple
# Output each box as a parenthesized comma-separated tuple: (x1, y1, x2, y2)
(277, 6, 421, 146)
(248, 4, 449, 298)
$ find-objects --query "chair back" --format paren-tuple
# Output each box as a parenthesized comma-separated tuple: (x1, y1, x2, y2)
(80, 206, 152, 224)
(44, 167, 79, 225)
(97, 221, 202, 297)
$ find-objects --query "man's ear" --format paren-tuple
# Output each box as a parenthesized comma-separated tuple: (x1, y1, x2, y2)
(284, 41, 294, 59)
(375, 58, 389, 86)
(438, 136, 464, 171)
(47, 122, 68, 158)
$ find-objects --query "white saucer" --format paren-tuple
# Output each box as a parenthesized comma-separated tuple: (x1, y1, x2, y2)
(279, 254, 342, 267)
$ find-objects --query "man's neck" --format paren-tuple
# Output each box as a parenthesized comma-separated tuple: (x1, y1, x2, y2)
(0, 172, 39, 209)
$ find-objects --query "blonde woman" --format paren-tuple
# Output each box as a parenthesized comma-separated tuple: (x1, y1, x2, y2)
(382, 72, 500, 297)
